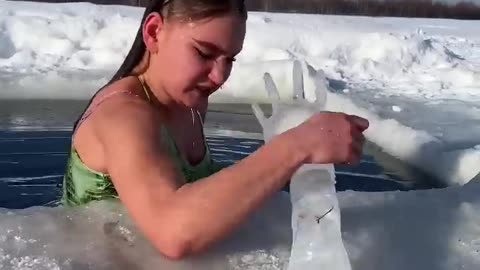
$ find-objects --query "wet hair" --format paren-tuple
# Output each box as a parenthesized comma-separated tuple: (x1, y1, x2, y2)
(72, 0, 247, 130)
(110, 0, 247, 83)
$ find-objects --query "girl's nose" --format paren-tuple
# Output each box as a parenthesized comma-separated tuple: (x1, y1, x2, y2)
(208, 59, 232, 88)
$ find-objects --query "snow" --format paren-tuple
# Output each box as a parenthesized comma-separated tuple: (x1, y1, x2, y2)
(1, 0, 479, 186)
(1, 0, 480, 269)
(1, 184, 480, 270)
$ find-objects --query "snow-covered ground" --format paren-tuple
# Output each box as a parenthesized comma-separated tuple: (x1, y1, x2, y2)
(1, 1, 480, 269)
(1, 0, 479, 186)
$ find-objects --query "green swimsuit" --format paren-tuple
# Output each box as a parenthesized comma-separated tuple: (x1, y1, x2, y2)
(62, 89, 220, 206)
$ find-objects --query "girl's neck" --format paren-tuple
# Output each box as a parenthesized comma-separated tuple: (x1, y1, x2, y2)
(138, 72, 174, 109)
(137, 73, 193, 120)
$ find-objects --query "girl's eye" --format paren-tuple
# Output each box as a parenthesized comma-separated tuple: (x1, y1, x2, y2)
(194, 47, 237, 64)
(195, 47, 215, 60)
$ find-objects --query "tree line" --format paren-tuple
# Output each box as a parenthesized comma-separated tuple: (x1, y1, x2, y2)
(28, 0, 480, 20)
(243, 0, 480, 20)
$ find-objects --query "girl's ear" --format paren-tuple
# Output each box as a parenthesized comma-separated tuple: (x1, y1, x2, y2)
(142, 12, 164, 54)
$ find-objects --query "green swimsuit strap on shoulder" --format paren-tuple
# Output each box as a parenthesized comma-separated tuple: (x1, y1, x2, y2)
(62, 78, 221, 206)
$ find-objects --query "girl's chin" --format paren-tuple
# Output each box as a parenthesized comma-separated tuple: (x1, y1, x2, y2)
(182, 92, 207, 109)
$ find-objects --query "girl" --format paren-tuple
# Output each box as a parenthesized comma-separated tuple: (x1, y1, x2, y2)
(63, 0, 369, 260)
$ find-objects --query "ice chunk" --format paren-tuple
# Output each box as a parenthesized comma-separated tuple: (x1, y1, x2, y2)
(252, 60, 352, 270)
(0, 196, 294, 270)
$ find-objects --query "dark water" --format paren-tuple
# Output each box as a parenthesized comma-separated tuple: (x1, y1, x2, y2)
(0, 100, 436, 209)
(0, 130, 431, 209)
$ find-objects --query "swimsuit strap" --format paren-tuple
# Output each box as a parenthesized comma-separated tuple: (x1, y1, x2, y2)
(73, 77, 150, 136)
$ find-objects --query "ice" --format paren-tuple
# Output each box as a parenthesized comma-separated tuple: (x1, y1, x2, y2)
(252, 61, 351, 269)
(0, 196, 293, 270)
(0, 183, 480, 269)
(391, 105, 402, 112)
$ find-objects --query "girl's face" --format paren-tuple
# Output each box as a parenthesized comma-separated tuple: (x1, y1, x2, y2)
(143, 12, 246, 109)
